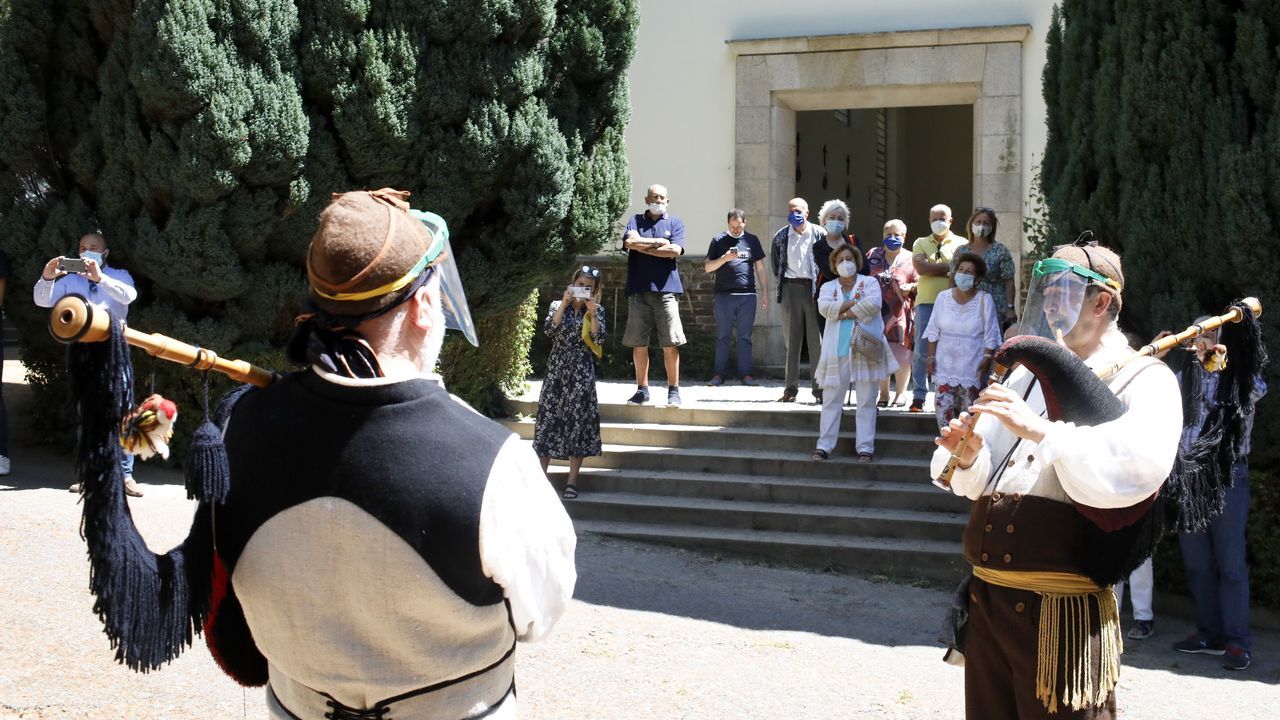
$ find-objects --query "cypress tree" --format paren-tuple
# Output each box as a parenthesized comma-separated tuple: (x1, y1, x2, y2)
(0, 1, 637, 433)
(1042, 0, 1280, 459)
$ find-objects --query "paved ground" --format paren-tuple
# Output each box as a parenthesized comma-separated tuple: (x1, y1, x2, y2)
(2, 367, 1278, 718)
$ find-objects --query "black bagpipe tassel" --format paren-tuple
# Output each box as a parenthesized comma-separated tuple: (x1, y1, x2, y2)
(184, 372, 231, 503)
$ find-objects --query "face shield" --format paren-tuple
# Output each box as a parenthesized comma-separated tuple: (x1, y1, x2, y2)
(408, 209, 479, 346)
(1019, 257, 1118, 343)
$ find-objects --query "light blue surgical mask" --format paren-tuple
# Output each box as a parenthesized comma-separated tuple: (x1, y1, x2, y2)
(955, 272, 975, 291)
(824, 220, 846, 236)
(80, 250, 104, 266)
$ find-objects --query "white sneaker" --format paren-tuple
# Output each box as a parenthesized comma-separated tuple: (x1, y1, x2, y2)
(0, 455, 10, 476)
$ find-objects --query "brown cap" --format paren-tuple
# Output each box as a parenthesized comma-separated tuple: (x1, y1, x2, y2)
(1052, 243, 1124, 306)
(306, 189, 433, 317)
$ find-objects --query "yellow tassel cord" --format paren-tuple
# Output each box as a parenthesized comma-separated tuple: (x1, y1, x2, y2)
(974, 567, 1123, 713)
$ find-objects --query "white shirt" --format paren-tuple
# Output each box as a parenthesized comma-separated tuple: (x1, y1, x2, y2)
(33, 265, 137, 320)
(930, 325, 1182, 508)
(923, 289, 1003, 388)
(784, 224, 816, 279)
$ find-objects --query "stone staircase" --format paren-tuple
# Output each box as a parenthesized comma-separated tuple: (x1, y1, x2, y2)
(503, 383, 970, 581)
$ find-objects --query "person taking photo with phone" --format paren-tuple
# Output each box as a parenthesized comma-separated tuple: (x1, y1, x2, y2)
(34, 232, 141, 496)
(534, 265, 606, 499)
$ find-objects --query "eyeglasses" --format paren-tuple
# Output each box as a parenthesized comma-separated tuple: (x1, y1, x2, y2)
(580, 265, 601, 278)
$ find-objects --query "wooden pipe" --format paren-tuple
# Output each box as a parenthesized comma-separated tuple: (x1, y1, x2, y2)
(49, 295, 277, 387)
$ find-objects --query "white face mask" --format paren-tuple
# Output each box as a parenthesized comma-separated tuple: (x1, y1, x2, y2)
(837, 260, 857, 278)
(930, 219, 949, 236)
(971, 222, 990, 237)
(648, 202, 667, 216)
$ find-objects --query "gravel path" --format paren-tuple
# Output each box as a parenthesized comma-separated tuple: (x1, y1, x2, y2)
(1, 447, 1276, 719)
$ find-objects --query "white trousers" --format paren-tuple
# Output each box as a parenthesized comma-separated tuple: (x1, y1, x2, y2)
(1113, 557, 1154, 622)
(816, 360, 877, 455)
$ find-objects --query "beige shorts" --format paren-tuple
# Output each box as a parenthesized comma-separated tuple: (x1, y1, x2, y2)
(623, 292, 686, 348)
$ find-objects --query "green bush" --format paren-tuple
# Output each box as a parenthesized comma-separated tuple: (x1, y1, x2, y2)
(0, 1, 638, 444)
(440, 290, 538, 416)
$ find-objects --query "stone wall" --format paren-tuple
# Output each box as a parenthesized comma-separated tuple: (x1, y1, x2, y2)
(529, 253, 736, 381)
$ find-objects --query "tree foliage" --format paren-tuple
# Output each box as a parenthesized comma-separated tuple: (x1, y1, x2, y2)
(0, 0, 636, 435)
(1042, 0, 1280, 467)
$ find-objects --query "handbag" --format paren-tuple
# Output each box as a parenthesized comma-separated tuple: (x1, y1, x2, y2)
(847, 278, 882, 359)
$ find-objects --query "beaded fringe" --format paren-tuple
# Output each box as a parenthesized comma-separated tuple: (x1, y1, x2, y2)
(1035, 589, 1122, 713)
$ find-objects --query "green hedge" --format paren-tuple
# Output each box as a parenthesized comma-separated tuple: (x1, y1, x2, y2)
(440, 290, 539, 417)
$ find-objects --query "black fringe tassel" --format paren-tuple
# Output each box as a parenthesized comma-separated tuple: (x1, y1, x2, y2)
(181, 375, 251, 504)
(68, 315, 213, 672)
(1165, 302, 1268, 534)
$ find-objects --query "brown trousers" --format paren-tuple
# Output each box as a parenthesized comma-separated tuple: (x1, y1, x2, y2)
(965, 577, 1117, 720)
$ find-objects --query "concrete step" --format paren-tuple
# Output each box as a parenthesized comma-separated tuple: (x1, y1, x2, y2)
(545, 467, 969, 514)
(563, 443, 932, 483)
(573, 519, 965, 581)
(505, 398, 937, 434)
(502, 418, 935, 457)
(567, 492, 966, 542)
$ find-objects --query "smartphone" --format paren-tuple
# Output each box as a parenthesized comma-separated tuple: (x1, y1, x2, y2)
(57, 257, 87, 274)
(569, 286, 593, 300)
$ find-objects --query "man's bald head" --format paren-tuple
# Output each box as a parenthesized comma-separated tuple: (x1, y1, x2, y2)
(645, 184, 668, 203)
(78, 233, 107, 255)
(788, 198, 809, 214)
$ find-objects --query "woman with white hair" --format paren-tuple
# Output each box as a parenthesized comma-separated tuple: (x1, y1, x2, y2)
(814, 199, 861, 330)
(865, 218, 918, 407)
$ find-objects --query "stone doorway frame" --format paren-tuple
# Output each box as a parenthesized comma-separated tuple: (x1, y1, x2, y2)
(729, 25, 1031, 366)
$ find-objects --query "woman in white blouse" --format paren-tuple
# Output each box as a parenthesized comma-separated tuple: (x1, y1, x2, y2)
(811, 243, 898, 462)
(922, 252, 1003, 428)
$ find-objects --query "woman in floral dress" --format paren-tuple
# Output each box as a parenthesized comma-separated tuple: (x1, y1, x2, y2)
(953, 207, 1018, 330)
(534, 265, 605, 498)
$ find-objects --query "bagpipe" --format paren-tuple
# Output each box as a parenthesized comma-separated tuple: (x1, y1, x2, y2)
(936, 297, 1265, 587)
(51, 294, 277, 674)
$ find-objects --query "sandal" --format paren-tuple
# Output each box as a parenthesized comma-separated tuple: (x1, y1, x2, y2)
(877, 399, 889, 408)
(562, 484, 579, 499)
(810, 449, 829, 461)
(858, 453, 874, 464)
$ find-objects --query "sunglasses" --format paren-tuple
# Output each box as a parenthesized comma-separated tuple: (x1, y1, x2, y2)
(579, 265, 601, 278)
(973, 206, 995, 214)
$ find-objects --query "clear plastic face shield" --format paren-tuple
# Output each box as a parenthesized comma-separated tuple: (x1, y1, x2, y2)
(1019, 258, 1119, 343)
(408, 209, 479, 346)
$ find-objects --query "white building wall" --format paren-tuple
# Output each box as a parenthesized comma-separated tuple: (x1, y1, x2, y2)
(621, 0, 1055, 252)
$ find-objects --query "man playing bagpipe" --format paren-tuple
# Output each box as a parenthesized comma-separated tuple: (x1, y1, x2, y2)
(931, 238, 1264, 719)
(65, 189, 576, 719)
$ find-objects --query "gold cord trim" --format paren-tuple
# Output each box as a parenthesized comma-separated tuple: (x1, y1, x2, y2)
(974, 567, 1123, 713)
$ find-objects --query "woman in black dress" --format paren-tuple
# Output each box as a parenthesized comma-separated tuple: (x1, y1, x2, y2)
(534, 265, 605, 498)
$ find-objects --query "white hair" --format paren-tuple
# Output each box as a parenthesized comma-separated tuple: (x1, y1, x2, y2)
(930, 203, 952, 218)
(883, 218, 907, 235)
(817, 199, 850, 225)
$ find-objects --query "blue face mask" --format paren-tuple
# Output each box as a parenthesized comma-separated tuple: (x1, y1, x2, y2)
(955, 272, 976, 291)
(883, 235, 904, 251)
(80, 250, 104, 266)
(824, 220, 846, 236)
(788, 210, 806, 228)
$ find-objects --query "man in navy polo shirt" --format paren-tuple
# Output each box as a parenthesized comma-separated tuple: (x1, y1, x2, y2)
(704, 208, 767, 386)
(621, 183, 686, 407)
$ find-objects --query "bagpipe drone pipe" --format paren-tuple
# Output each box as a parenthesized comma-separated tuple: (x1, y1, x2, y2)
(989, 299, 1266, 588)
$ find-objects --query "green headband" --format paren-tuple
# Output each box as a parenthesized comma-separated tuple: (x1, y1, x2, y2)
(1031, 257, 1122, 291)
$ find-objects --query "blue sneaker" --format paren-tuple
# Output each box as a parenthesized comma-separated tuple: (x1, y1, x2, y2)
(627, 387, 650, 405)
(667, 386, 682, 408)
(1222, 645, 1251, 671)
(709, 375, 724, 386)
(1172, 634, 1226, 656)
